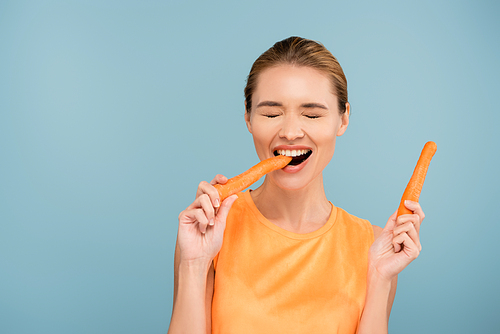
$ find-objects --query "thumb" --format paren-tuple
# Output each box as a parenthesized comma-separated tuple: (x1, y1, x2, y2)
(383, 210, 398, 231)
(214, 194, 238, 229)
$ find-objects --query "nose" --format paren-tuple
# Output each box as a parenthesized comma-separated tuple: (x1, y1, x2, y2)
(279, 114, 304, 141)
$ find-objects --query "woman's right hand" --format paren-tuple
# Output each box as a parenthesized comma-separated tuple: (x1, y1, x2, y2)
(177, 174, 238, 266)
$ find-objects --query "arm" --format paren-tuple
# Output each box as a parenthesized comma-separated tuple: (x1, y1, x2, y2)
(169, 241, 215, 334)
(168, 175, 237, 334)
(357, 226, 397, 334)
(169, 252, 212, 334)
(357, 201, 424, 334)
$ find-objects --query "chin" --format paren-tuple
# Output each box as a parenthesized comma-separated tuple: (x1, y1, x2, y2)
(271, 172, 319, 192)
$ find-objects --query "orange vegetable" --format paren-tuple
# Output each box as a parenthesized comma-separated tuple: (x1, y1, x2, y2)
(397, 141, 437, 217)
(214, 155, 292, 202)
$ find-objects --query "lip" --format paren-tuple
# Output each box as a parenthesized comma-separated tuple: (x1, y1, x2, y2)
(282, 155, 310, 173)
(272, 145, 313, 173)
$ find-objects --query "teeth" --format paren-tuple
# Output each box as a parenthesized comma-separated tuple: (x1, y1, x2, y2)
(276, 149, 311, 157)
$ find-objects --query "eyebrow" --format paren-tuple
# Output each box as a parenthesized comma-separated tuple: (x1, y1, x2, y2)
(256, 101, 283, 108)
(302, 102, 328, 110)
(256, 101, 328, 109)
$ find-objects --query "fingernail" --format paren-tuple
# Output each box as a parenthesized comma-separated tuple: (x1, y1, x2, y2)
(214, 199, 220, 208)
(209, 218, 215, 226)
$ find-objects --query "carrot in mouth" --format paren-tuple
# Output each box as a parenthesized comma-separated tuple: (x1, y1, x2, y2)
(214, 155, 292, 202)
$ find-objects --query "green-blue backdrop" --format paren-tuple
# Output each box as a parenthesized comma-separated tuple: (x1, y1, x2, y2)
(1, 0, 499, 333)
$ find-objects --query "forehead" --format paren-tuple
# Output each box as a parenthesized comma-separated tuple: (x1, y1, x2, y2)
(253, 65, 337, 105)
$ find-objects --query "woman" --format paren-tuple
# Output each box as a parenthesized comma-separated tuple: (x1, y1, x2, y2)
(168, 37, 424, 334)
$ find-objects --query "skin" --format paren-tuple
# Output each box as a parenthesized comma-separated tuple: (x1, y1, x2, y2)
(245, 65, 348, 233)
(168, 64, 425, 334)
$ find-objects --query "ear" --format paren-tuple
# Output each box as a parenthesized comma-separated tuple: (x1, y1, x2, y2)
(336, 102, 350, 136)
(244, 101, 253, 134)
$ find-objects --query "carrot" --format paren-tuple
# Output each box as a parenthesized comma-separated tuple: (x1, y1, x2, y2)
(214, 155, 292, 202)
(397, 141, 437, 217)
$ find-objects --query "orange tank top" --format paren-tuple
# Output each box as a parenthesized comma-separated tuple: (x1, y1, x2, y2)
(212, 191, 374, 333)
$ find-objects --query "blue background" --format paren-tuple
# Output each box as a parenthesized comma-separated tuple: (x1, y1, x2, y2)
(1, 0, 499, 333)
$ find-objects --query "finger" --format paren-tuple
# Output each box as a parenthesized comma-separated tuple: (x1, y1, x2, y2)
(394, 240, 402, 253)
(210, 174, 228, 186)
(193, 208, 211, 234)
(393, 232, 420, 259)
(213, 195, 238, 233)
(210, 175, 228, 211)
(393, 221, 422, 251)
(383, 210, 398, 231)
(179, 208, 209, 232)
(396, 213, 421, 234)
(198, 194, 216, 226)
(404, 200, 425, 222)
(186, 191, 207, 210)
(393, 215, 420, 252)
(196, 181, 221, 208)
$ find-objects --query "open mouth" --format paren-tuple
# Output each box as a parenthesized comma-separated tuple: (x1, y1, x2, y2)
(274, 149, 312, 166)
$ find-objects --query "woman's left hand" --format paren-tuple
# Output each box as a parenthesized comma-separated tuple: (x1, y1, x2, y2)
(368, 200, 425, 281)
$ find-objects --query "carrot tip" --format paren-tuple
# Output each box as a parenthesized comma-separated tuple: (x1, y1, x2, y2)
(396, 141, 437, 218)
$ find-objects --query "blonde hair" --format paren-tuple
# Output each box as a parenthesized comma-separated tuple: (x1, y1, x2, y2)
(244, 36, 348, 115)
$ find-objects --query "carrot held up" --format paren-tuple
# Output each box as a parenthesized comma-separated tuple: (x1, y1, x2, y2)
(214, 155, 292, 202)
(397, 141, 437, 217)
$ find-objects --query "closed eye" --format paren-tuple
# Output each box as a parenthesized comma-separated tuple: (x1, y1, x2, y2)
(304, 115, 320, 119)
(264, 114, 280, 118)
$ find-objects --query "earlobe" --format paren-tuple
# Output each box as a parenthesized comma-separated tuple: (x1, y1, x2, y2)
(244, 110, 252, 134)
(336, 103, 350, 136)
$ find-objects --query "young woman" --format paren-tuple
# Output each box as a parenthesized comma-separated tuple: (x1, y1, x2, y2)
(168, 36, 424, 334)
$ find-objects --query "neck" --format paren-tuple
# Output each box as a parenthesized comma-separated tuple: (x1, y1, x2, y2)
(250, 174, 332, 234)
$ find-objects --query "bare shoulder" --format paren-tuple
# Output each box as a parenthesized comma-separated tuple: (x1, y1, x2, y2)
(372, 224, 383, 239)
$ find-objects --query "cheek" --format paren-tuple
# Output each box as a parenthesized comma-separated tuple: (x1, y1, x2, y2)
(319, 136, 336, 157)
(251, 118, 276, 140)
(250, 121, 275, 157)
(251, 125, 268, 144)
(314, 125, 338, 162)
